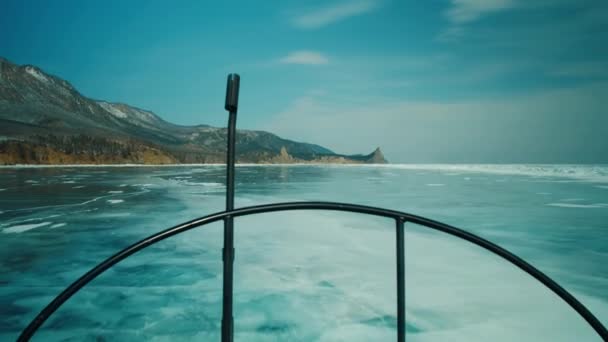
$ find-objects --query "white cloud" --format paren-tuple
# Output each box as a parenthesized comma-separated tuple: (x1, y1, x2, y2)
(279, 51, 329, 65)
(438, 0, 517, 41)
(445, 0, 516, 24)
(439, 0, 608, 43)
(291, 0, 380, 29)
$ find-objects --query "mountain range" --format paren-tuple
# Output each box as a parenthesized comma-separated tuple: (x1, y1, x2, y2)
(0, 57, 386, 165)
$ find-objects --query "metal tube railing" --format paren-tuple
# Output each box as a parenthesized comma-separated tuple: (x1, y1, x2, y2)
(222, 73, 240, 342)
(396, 217, 405, 342)
(16, 201, 608, 341)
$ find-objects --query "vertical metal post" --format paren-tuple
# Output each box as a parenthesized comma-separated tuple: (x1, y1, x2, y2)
(222, 74, 240, 342)
(396, 217, 405, 342)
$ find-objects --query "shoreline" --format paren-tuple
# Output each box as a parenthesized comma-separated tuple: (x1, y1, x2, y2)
(0, 163, 607, 168)
(0, 163, 381, 168)
(1, 163, 606, 183)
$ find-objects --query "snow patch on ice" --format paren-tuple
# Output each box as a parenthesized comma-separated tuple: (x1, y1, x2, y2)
(177, 181, 224, 188)
(107, 199, 124, 204)
(546, 203, 608, 209)
(3, 221, 52, 233)
(50, 223, 67, 228)
(363, 164, 608, 183)
(135, 183, 155, 187)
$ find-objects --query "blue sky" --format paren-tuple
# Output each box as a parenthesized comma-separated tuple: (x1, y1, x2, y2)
(1, 0, 607, 162)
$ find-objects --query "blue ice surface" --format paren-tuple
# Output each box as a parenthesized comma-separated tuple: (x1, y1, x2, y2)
(0, 164, 607, 341)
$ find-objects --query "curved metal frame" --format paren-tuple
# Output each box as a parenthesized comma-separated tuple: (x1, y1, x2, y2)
(18, 201, 608, 341)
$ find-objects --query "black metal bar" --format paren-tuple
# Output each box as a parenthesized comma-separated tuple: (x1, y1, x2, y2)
(17, 201, 608, 341)
(222, 73, 239, 342)
(396, 218, 405, 342)
(221, 216, 234, 342)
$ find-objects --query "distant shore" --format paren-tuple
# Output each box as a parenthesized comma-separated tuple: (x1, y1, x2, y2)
(0, 163, 384, 168)
(1, 163, 606, 183)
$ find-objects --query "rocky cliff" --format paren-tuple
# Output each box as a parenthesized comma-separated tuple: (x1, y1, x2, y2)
(0, 57, 387, 165)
